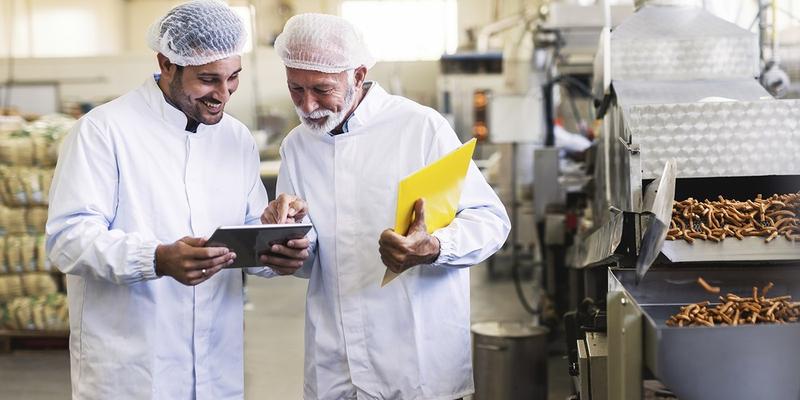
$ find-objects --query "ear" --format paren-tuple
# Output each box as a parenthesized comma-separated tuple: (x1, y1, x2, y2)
(354, 66, 368, 88)
(157, 53, 177, 80)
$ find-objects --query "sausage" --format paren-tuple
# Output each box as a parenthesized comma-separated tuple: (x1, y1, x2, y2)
(697, 277, 720, 294)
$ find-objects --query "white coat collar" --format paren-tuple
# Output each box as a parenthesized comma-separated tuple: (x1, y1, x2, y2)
(337, 81, 387, 135)
(140, 75, 215, 135)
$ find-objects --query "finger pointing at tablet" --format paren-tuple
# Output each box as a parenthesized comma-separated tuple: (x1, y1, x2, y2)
(262, 193, 308, 224)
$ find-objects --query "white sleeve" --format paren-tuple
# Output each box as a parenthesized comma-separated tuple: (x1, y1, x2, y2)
(46, 117, 160, 285)
(247, 143, 318, 279)
(429, 122, 511, 268)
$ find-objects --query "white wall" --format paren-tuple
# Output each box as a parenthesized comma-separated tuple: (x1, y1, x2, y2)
(124, 0, 184, 53)
(0, 49, 438, 131)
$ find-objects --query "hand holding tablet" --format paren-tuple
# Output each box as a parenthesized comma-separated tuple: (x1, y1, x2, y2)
(206, 223, 312, 269)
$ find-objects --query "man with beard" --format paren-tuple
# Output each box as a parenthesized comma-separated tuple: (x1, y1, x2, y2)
(259, 13, 510, 400)
(46, 1, 308, 398)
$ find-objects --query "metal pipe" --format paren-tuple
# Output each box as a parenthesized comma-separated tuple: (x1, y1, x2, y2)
(759, 0, 769, 62)
(771, 0, 778, 62)
(2, 0, 18, 113)
(542, 75, 598, 147)
(247, 1, 260, 129)
(476, 7, 537, 53)
(476, 13, 526, 53)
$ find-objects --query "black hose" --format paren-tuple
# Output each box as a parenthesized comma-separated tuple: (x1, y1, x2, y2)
(512, 258, 538, 315)
(542, 74, 601, 147)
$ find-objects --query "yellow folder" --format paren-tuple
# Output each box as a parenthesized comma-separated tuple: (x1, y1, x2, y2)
(382, 138, 477, 286)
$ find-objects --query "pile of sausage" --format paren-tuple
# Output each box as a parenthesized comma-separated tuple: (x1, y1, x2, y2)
(667, 193, 800, 243)
(666, 279, 800, 327)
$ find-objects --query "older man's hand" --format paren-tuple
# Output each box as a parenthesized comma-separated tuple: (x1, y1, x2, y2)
(378, 199, 440, 274)
(259, 237, 311, 275)
(259, 193, 311, 274)
(262, 193, 308, 224)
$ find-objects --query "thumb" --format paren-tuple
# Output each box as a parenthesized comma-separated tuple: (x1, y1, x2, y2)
(408, 198, 427, 234)
(180, 236, 207, 247)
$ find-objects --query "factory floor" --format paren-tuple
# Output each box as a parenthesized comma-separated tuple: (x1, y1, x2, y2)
(0, 264, 572, 399)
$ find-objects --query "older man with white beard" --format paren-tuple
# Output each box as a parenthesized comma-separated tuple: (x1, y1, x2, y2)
(292, 69, 358, 134)
(258, 13, 510, 400)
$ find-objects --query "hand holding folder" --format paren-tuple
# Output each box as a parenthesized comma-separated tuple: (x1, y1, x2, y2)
(381, 139, 477, 286)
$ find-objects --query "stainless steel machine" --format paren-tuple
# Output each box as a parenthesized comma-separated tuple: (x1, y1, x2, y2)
(569, 1, 800, 399)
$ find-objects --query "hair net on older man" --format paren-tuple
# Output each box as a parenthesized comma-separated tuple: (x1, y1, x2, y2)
(274, 13, 376, 74)
(147, 0, 247, 66)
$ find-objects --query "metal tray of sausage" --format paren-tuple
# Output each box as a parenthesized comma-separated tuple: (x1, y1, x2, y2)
(613, 266, 800, 400)
(658, 176, 800, 264)
(661, 236, 800, 263)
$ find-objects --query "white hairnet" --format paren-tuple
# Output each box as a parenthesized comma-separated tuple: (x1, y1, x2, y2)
(147, 0, 247, 66)
(274, 13, 376, 74)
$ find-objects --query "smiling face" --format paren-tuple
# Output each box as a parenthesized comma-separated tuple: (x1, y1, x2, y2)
(286, 66, 366, 134)
(157, 54, 242, 126)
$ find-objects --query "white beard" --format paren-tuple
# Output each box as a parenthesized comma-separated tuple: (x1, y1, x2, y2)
(295, 84, 356, 135)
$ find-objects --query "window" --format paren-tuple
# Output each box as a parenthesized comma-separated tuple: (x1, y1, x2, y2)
(0, 0, 122, 58)
(232, 5, 255, 53)
(29, 9, 98, 57)
(0, 2, 254, 59)
(704, 0, 800, 32)
(341, 0, 458, 62)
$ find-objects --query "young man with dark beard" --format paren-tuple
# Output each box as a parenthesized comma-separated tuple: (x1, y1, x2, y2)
(46, 1, 308, 398)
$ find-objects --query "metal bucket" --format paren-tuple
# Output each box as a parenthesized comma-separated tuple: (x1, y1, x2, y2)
(472, 321, 549, 400)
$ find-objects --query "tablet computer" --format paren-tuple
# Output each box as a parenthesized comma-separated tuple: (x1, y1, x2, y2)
(205, 223, 312, 268)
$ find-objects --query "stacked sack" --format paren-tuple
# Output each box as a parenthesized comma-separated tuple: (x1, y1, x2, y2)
(0, 114, 73, 331)
(0, 293, 68, 331)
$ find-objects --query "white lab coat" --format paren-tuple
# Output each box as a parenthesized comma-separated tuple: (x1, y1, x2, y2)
(46, 77, 272, 400)
(277, 82, 511, 400)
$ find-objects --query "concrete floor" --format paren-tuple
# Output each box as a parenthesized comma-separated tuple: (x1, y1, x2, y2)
(0, 265, 572, 399)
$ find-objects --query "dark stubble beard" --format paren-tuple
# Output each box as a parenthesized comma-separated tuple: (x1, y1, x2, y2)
(166, 67, 222, 130)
